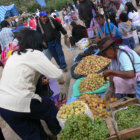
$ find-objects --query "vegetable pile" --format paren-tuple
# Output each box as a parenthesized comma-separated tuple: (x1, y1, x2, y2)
(115, 105, 140, 131)
(59, 114, 110, 140)
(74, 55, 110, 75)
(79, 74, 106, 93)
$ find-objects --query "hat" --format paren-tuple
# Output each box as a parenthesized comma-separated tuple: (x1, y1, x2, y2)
(98, 37, 115, 53)
(39, 11, 48, 17)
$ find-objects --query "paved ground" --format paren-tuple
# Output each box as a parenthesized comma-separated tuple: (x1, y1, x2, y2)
(0, 1, 140, 139)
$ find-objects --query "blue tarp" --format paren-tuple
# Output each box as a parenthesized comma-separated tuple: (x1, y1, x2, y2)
(36, 0, 46, 7)
(0, 4, 19, 23)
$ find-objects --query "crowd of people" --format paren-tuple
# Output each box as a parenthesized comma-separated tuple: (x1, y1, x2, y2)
(0, 0, 140, 139)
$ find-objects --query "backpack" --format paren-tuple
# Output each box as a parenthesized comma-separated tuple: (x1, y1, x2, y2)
(1, 41, 19, 66)
(111, 0, 122, 10)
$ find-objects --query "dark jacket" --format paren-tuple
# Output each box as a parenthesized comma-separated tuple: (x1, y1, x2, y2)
(72, 25, 86, 42)
(37, 18, 67, 42)
(78, 0, 97, 21)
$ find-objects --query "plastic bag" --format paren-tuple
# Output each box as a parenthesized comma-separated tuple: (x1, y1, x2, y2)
(76, 38, 90, 49)
(87, 28, 95, 38)
(71, 78, 110, 97)
(57, 103, 93, 129)
(64, 36, 70, 48)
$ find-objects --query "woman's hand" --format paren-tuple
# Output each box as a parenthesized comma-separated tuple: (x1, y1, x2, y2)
(103, 70, 113, 77)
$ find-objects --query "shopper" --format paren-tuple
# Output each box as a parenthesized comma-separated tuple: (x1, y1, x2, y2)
(53, 15, 62, 24)
(78, 0, 97, 28)
(98, 37, 140, 99)
(0, 21, 14, 51)
(94, 14, 122, 44)
(62, 7, 69, 23)
(29, 15, 37, 30)
(69, 5, 78, 22)
(70, 21, 86, 47)
(125, 2, 140, 30)
(118, 12, 136, 49)
(100, 0, 117, 26)
(0, 29, 64, 140)
(37, 11, 68, 72)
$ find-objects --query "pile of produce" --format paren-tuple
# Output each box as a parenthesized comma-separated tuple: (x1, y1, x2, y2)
(78, 94, 112, 118)
(57, 101, 86, 119)
(59, 114, 110, 140)
(115, 105, 140, 131)
(74, 55, 110, 75)
(79, 74, 106, 93)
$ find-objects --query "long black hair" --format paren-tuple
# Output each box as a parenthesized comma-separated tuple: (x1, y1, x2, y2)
(14, 28, 43, 55)
(125, 2, 137, 14)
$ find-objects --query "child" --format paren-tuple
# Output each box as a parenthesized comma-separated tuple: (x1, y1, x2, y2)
(118, 12, 136, 49)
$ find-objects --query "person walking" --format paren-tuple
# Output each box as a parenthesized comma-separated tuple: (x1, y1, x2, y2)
(0, 21, 14, 51)
(78, 0, 97, 28)
(103, 0, 118, 26)
(37, 11, 68, 72)
(29, 15, 37, 30)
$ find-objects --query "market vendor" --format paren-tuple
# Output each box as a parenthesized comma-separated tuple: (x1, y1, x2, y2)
(98, 37, 140, 99)
(94, 14, 122, 45)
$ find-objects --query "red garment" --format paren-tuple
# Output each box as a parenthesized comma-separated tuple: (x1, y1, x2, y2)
(29, 18, 37, 29)
(55, 17, 62, 24)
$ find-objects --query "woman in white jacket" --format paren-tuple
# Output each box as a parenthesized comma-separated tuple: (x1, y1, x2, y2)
(0, 29, 64, 140)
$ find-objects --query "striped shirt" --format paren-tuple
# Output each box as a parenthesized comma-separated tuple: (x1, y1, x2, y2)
(0, 27, 14, 51)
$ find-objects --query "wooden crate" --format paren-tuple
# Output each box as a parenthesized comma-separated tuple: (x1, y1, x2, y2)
(105, 118, 118, 140)
(106, 98, 140, 140)
(106, 117, 140, 140)
(110, 97, 139, 111)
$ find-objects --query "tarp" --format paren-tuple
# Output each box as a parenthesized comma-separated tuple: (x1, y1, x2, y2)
(71, 78, 110, 97)
(36, 0, 46, 7)
(0, 4, 19, 22)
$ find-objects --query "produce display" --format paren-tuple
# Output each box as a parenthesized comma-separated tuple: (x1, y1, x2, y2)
(59, 114, 110, 140)
(57, 101, 86, 119)
(115, 105, 140, 131)
(79, 74, 106, 93)
(78, 94, 112, 118)
(74, 55, 110, 75)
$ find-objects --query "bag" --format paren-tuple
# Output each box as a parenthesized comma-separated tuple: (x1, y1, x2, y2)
(64, 36, 70, 48)
(76, 38, 90, 49)
(87, 28, 94, 38)
(57, 103, 93, 129)
(1, 41, 19, 66)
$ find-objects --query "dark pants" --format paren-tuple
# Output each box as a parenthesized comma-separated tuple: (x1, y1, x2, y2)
(136, 0, 139, 6)
(47, 40, 67, 69)
(70, 36, 76, 46)
(123, 37, 136, 49)
(0, 129, 4, 140)
(0, 99, 61, 140)
(85, 19, 91, 28)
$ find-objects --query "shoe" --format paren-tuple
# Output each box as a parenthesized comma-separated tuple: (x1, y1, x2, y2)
(62, 68, 68, 72)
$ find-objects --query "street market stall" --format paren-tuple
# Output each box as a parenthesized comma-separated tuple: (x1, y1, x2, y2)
(56, 38, 140, 139)
(0, 4, 19, 23)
